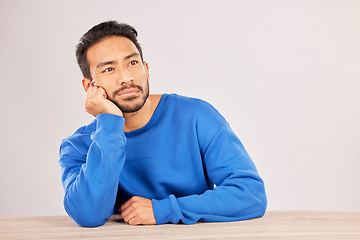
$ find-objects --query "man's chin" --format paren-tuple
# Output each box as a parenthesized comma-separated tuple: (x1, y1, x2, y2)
(112, 84, 149, 114)
(120, 106, 142, 113)
(113, 98, 147, 114)
(122, 96, 139, 102)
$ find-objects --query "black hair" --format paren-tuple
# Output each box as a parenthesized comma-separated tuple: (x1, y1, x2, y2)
(75, 21, 143, 80)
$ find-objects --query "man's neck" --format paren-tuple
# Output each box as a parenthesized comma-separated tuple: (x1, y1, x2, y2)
(123, 94, 162, 132)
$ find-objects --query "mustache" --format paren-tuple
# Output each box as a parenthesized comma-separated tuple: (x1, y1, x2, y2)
(112, 83, 144, 97)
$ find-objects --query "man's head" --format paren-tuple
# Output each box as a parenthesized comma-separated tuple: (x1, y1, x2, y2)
(76, 21, 144, 80)
(77, 21, 150, 114)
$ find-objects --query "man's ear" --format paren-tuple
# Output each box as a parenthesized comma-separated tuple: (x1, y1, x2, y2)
(143, 61, 150, 80)
(82, 78, 91, 92)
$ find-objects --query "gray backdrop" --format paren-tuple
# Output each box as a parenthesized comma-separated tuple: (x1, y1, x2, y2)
(0, 0, 359, 217)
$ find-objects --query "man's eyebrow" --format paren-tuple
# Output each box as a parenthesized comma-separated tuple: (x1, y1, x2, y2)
(124, 52, 140, 60)
(95, 60, 117, 69)
(95, 53, 140, 69)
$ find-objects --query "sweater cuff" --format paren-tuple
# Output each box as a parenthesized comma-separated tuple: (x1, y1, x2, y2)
(152, 195, 181, 225)
(96, 113, 125, 134)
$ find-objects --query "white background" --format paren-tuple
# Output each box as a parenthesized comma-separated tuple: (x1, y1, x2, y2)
(0, 0, 359, 217)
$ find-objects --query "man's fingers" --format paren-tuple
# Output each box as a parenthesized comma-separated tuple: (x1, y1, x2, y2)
(120, 202, 142, 225)
(128, 217, 143, 226)
(119, 197, 156, 226)
(120, 202, 133, 219)
(84, 81, 122, 117)
(120, 196, 138, 212)
(96, 85, 108, 99)
(122, 209, 146, 226)
(121, 209, 136, 224)
(87, 85, 107, 102)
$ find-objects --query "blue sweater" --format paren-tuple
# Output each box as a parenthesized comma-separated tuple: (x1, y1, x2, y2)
(59, 94, 267, 227)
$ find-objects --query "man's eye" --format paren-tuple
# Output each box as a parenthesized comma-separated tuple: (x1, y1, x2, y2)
(103, 67, 114, 73)
(129, 60, 138, 66)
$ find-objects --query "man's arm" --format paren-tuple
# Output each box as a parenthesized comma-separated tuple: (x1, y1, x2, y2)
(60, 114, 126, 227)
(152, 123, 267, 225)
(59, 82, 126, 227)
(119, 196, 156, 225)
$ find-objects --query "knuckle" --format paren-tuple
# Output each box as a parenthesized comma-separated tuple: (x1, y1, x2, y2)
(129, 220, 137, 226)
(132, 202, 139, 208)
(133, 209, 141, 215)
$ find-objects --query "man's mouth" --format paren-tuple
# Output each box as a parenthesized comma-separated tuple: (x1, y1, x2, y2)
(118, 88, 140, 97)
(113, 83, 144, 99)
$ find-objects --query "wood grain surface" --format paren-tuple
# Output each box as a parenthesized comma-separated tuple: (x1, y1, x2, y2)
(1, 211, 359, 239)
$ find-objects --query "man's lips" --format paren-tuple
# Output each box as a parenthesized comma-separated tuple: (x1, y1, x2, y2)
(118, 88, 140, 97)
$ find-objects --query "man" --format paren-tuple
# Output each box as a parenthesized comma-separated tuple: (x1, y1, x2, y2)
(59, 21, 267, 227)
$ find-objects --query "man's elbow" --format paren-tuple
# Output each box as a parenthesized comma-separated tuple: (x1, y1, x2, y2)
(240, 183, 267, 219)
(256, 194, 267, 218)
(253, 188, 267, 218)
(73, 216, 107, 228)
(64, 201, 108, 228)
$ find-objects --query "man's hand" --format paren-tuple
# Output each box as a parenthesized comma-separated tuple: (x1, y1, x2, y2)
(84, 82, 123, 117)
(119, 196, 156, 226)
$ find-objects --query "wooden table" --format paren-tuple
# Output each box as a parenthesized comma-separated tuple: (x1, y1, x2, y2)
(0, 211, 359, 239)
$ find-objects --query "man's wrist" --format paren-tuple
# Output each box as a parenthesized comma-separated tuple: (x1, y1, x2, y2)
(152, 195, 180, 225)
(95, 113, 125, 134)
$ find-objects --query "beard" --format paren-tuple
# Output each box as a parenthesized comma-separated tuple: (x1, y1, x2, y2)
(110, 80, 150, 113)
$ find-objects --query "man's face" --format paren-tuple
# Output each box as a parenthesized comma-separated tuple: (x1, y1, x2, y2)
(86, 36, 150, 113)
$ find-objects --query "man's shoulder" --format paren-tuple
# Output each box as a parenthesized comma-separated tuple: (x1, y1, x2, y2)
(59, 120, 97, 158)
(73, 120, 97, 136)
(167, 93, 215, 110)
(166, 93, 226, 124)
(61, 120, 96, 147)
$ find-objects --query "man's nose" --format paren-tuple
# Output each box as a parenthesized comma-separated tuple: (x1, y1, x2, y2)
(117, 68, 134, 84)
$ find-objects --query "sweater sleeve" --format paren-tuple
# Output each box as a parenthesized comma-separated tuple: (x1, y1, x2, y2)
(59, 114, 126, 227)
(152, 122, 267, 224)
